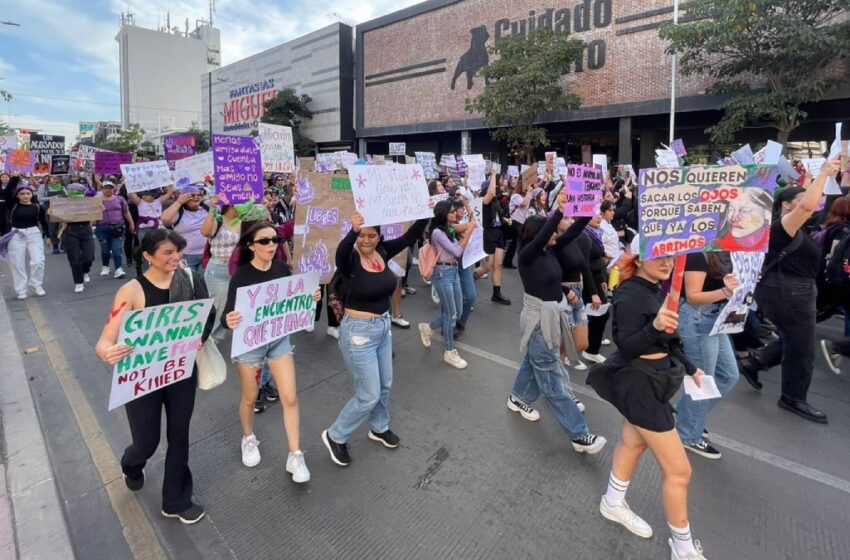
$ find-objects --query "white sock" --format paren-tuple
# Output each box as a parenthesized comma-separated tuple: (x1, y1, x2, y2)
(669, 522, 696, 557)
(603, 472, 629, 507)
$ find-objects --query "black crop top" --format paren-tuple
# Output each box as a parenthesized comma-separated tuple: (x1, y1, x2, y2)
(221, 260, 291, 329)
(336, 219, 429, 315)
(612, 276, 696, 375)
(518, 211, 590, 302)
(9, 203, 49, 235)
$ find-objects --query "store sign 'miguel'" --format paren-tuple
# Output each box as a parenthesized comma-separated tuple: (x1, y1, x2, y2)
(222, 79, 278, 133)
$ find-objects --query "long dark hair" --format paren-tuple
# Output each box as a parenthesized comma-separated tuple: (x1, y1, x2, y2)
(236, 221, 277, 267)
(519, 215, 547, 250)
(705, 251, 732, 280)
(135, 229, 187, 276)
(429, 200, 455, 241)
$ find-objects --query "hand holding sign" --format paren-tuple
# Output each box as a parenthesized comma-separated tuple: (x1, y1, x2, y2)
(653, 294, 679, 333)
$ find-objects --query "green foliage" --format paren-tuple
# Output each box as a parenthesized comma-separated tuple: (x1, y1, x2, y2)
(660, 0, 850, 144)
(0, 117, 8, 135)
(94, 123, 146, 153)
(465, 29, 585, 163)
(261, 88, 317, 156)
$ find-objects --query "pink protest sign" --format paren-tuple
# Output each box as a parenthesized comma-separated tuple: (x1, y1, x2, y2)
(564, 164, 603, 217)
(163, 135, 196, 170)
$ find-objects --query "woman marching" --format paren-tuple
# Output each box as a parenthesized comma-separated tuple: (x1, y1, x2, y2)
(221, 222, 320, 480)
(322, 207, 431, 466)
(7, 183, 49, 299)
(587, 246, 707, 559)
(59, 183, 97, 293)
(95, 229, 215, 524)
(506, 190, 605, 454)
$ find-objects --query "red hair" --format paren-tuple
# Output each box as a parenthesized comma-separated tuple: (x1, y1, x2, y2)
(825, 196, 850, 227)
(617, 253, 639, 281)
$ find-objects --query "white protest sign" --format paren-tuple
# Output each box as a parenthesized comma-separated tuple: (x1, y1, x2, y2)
(462, 226, 487, 268)
(389, 143, 406, 156)
(777, 156, 800, 181)
(173, 151, 214, 188)
(729, 144, 755, 165)
(347, 164, 432, 227)
(683, 375, 721, 401)
(654, 148, 680, 169)
(754, 141, 783, 165)
(710, 252, 765, 336)
(0, 135, 16, 151)
(258, 123, 295, 173)
(592, 154, 608, 175)
(801, 157, 826, 177)
(120, 160, 173, 193)
(464, 154, 486, 188)
(507, 165, 519, 178)
(108, 298, 213, 410)
(231, 271, 320, 358)
(415, 151, 438, 180)
(824, 122, 844, 195)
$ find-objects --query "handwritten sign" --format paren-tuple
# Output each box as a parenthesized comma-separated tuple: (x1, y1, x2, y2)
(108, 299, 214, 410)
(50, 154, 71, 175)
(212, 134, 263, 204)
(258, 123, 295, 173)
(347, 164, 432, 227)
(163, 135, 196, 170)
(75, 145, 104, 171)
(710, 252, 765, 336)
(415, 152, 438, 180)
(30, 134, 65, 176)
(230, 272, 319, 358)
(464, 154, 486, 188)
(296, 173, 356, 283)
(298, 156, 315, 172)
(671, 139, 687, 157)
(655, 148, 680, 169)
(0, 135, 16, 152)
(520, 165, 538, 190)
(462, 226, 487, 269)
(173, 151, 214, 188)
(638, 165, 778, 259)
(454, 155, 467, 178)
(5, 149, 34, 174)
(95, 151, 132, 175)
(389, 142, 406, 156)
(120, 160, 173, 193)
(48, 197, 103, 223)
(506, 165, 519, 178)
(564, 164, 603, 216)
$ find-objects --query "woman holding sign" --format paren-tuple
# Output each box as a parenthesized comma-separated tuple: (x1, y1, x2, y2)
(95, 229, 215, 524)
(221, 222, 321, 481)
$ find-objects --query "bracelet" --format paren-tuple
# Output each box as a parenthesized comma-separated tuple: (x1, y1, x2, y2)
(721, 287, 731, 297)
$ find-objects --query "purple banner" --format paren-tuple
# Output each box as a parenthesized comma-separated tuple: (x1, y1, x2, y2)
(212, 134, 263, 204)
(163, 135, 196, 170)
(5, 149, 34, 174)
(94, 151, 132, 175)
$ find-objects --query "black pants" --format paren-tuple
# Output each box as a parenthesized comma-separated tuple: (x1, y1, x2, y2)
(124, 224, 138, 264)
(314, 284, 340, 328)
(587, 311, 610, 354)
(754, 278, 817, 402)
(62, 223, 94, 284)
(0, 202, 9, 235)
(121, 375, 197, 513)
(503, 221, 521, 267)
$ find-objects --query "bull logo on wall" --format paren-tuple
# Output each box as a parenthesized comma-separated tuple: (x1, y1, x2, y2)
(451, 25, 491, 90)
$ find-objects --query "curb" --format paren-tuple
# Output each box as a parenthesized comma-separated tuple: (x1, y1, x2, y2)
(0, 295, 74, 559)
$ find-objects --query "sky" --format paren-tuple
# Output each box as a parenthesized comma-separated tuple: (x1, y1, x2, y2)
(0, 0, 421, 143)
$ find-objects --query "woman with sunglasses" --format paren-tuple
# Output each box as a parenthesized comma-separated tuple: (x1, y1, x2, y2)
(162, 186, 209, 273)
(222, 222, 321, 480)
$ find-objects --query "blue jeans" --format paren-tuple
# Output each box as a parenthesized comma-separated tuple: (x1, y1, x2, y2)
(94, 223, 124, 269)
(458, 264, 476, 328)
(204, 259, 230, 340)
(428, 264, 463, 351)
(182, 253, 204, 274)
(675, 302, 740, 444)
(328, 314, 393, 443)
(512, 325, 588, 439)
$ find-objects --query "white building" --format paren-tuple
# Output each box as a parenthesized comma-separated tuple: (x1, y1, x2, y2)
(116, 12, 221, 141)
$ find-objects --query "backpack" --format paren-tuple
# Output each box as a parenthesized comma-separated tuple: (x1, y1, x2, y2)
(824, 226, 850, 289)
(170, 202, 210, 229)
(417, 240, 443, 281)
(327, 246, 389, 323)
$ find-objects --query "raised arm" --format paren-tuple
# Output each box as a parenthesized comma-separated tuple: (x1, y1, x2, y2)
(555, 216, 592, 252)
(382, 218, 430, 259)
(158, 185, 174, 204)
(781, 158, 840, 237)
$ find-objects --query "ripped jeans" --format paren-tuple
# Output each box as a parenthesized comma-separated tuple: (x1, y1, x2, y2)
(328, 313, 393, 444)
(428, 264, 463, 351)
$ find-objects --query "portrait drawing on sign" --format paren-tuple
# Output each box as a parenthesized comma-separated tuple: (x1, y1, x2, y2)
(451, 25, 490, 90)
(713, 188, 772, 252)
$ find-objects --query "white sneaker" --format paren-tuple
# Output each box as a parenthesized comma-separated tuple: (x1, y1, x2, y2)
(599, 498, 653, 539)
(74, 284, 85, 293)
(443, 349, 468, 369)
(507, 395, 540, 421)
(83, 273, 91, 283)
(305, 324, 315, 333)
(15, 294, 26, 300)
(114, 267, 126, 279)
(601, 338, 611, 346)
(570, 392, 586, 413)
(34, 287, 46, 297)
(100, 266, 110, 277)
(326, 326, 339, 339)
(412, 257, 419, 265)
(582, 351, 606, 364)
(423, 278, 431, 286)
(286, 450, 311, 483)
(391, 315, 411, 328)
(241, 435, 261, 467)
(571, 360, 588, 371)
(669, 538, 707, 560)
(430, 285, 440, 304)
(418, 323, 432, 348)
(571, 433, 607, 454)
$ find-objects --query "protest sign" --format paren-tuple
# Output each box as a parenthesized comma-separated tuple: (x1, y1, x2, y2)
(454, 155, 467, 178)
(163, 135, 196, 170)
(381, 223, 409, 276)
(258, 123, 295, 173)
(823, 123, 844, 195)
(754, 141, 783, 165)
(30, 134, 65, 176)
(670, 139, 687, 157)
(298, 156, 315, 172)
(801, 158, 825, 177)
(338, 151, 358, 170)
(462, 226, 487, 269)
(506, 165, 519, 178)
(710, 252, 765, 336)
(545, 152, 557, 174)
(405, 155, 416, 165)
(373, 155, 386, 165)
(0, 134, 16, 152)
(592, 154, 608, 176)
(464, 154, 486, 187)
(230, 272, 319, 358)
(120, 160, 172, 193)
(389, 142, 406, 156)
(94, 151, 132, 175)
(520, 165, 538, 189)
(212, 134, 263, 204)
(347, 164, 432, 227)
(47, 197, 103, 223)
(564, 164, 603, 216)
(0, 151, 6, 170)
(555, 157, 567, 178)
(296, 172, 356, 283)
(6, 149, 34, 174)
(729, 144, 755, 165)
(108, 299, 214, 410)
(173, 151, 214, 187)
(315, 153, 336, 173)
(50, 154, 70, 175)
(415, 152, 438, 180)
(655, 148, 680, 169)
(75, 145, 103, 171)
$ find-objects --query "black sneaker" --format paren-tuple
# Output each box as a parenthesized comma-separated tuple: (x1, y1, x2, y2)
(368, 429, 400, 449)
(684, 440, 721, 460)
(491, 294, 511, 305)
(571, 433, 607, 454)
(123, 470, 144, 491)
(737, 357, 763, 391)
(322, 430, 351, 466)
(254, 393, 266, 414)
(162, 502, 205, 524)
(262, 382, 279, 402)
(455, 322, 466, 333)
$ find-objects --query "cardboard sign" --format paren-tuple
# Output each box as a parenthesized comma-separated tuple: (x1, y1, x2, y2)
(95, 151, 132, 175)
(295, 172, 356, 284)
(638, 165, 778, 259)
(298, 156, 315, 172)
(710, 252, 765, 336)
(108, 299, 214, 410)
(347, 164, 432, 227)
(415, 152, 438, 180)
(48, 197, 103, 223)
(564, 164, 603, 216)
(6, 149, 34, 174)
(230, 272, 319, 358)
(389, 142, 406, 156)
(520, 165, 539, 190)
(462, 226, 487, 269)
(212, 134, 263, 204)
(258, 123, 295, 173)
(120, 160, 173, 193)
(50, 154, 71, 175)
(173, 151, 214, 188)
(30, 133, 65, 176)
(163, 135, 196, 170)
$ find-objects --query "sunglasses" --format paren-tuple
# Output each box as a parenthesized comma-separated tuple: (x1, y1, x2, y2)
(252, 236, 282, 246)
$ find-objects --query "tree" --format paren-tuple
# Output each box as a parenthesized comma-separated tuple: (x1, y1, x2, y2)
(0, 117, 8, 135)
(261, 88, 317, 156)
(95, 123, 146, 153)
(173, 125, 210, 152)
(660, 0, 850, 144)
(465, 29, 586, 163)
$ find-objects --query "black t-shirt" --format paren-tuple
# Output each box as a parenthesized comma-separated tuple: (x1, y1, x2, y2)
(685, 252, 726, 293)
(766, 221, 820, 280)
(221, 260, 291, 329)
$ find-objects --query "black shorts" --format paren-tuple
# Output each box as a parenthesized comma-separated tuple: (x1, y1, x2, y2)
(483, 228, 505, 254)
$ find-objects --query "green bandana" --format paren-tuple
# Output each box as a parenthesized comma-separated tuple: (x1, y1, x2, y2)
(48, 182, 63, 193)
(228, 200, 267, 226)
